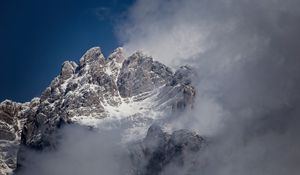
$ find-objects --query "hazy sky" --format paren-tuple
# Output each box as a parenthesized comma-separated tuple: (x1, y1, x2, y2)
(0, 0, 134, 102)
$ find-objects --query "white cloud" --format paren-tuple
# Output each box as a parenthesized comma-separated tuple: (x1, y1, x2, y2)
(116, 0, 300, 174)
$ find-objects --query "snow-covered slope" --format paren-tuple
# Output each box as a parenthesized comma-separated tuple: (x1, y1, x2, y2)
(0, 47, 197, 174)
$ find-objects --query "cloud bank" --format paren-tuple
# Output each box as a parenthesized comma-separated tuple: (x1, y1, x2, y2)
(117, 0, 300, 174)
(18, 125, 132, 175)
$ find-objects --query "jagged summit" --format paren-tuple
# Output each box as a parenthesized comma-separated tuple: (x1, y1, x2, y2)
(79, 47, 105, 66)
(108, 47, 125, 63)
(0, 46, 197, 174)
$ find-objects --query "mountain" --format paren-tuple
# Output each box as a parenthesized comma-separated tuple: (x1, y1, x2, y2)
(0, 47, 202, 175)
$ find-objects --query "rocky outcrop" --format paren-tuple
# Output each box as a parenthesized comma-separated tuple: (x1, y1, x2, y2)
(60, 61, 77, 80)
(0, 46, 197, 174)
(117, 52, 173, 97)
(0, 98, 39, 175)
(130, 125, 205, 175)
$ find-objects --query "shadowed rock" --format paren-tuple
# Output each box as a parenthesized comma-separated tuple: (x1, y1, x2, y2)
(130, 125, 205, 175)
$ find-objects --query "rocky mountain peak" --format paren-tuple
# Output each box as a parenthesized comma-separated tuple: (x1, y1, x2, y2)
(60, 61, 78, 80)
(108, 47, 125, 63)
(118, 52, 173, 98)
(0, 46, 199, 174)
(79, 47, 105, 67)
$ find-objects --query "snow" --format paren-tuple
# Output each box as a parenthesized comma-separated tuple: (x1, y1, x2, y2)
(105, 66, 113, 76)
(69, 87, 167, 142)
(71, 115, 103, 127)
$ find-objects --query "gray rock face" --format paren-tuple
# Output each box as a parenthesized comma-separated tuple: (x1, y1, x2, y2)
(0, 46, 197, 174)
(117, 52, 173, 97)
(79, 47, 105, 66)
(60, 61, 77, 80)
(130, 125, 205, 175)
(0, 99, 39, 175)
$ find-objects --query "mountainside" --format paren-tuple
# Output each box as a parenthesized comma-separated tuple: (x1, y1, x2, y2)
(0, 47, 200, 175)
(0, 99, 39, 175)
(130, 124, 205, 175)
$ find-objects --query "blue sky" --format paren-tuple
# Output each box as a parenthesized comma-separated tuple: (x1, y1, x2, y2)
(0, 0, 135, 102)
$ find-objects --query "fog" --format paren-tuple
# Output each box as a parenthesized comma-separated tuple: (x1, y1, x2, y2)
(118, 0, 300, 174)
(18, 125, 133, 175)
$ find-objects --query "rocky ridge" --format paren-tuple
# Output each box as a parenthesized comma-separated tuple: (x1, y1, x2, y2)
(0, 47, 198, 174)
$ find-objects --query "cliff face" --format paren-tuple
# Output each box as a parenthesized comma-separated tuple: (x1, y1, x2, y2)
(0, 98, 39, 175)
(0, 47, 199, 175)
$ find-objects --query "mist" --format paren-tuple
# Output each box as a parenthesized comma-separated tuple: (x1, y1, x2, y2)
(17, 125, 133, 175)
(117, 0, 300, 174)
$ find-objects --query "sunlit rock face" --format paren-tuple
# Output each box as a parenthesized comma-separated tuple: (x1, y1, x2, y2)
(0, 99, 39, 175)
(0, 46, 198, 174)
